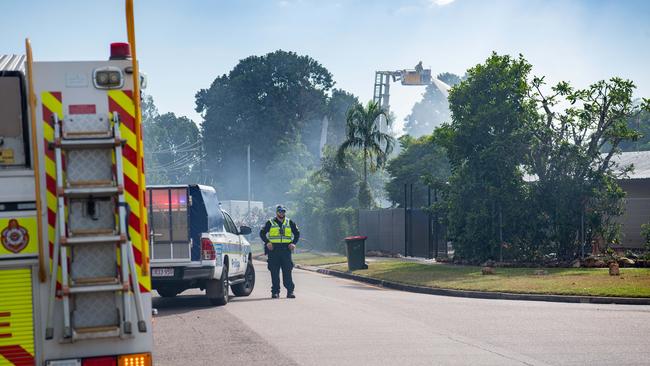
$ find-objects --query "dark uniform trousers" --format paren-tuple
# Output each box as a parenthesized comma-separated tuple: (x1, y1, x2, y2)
(267, 244, 295, 294)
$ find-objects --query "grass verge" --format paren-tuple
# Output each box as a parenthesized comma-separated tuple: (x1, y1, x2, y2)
(328, 261, 650, 298)
(292, 252, 347, 266)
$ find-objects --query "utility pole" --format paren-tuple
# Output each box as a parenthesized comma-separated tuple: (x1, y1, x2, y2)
(199, 142, 205, 184)
(247, 144, 251, 216)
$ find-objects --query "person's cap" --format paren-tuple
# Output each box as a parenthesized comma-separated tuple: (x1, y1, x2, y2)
(276, 205, 287, 213)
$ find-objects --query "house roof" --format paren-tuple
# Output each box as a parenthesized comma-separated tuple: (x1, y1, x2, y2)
(523, 151, 650, 182)
(610, 151, 650, 180)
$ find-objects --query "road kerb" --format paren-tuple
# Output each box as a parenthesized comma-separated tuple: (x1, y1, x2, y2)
(294, 264, 650, 306)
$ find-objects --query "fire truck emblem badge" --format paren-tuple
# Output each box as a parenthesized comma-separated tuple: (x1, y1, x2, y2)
(1, 219, 30, 253)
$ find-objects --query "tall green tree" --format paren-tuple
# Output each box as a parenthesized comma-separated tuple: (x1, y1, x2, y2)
(288, 147, 362, 251)
(141, 94, 166, 184)
(142, 95, 202, 185)
(528, 77, 649, 259)
(443, 53, 535, 262)
(319, 147, 360, 208)
(336, 101, 395, 208)
(326, 89, 360, 147)
(440, 52, 648, 262)
(385, 134, 450, 207)
(143, 111, 202, 185)
(618, 108, 650, 152)
(195, 50, 333, 204)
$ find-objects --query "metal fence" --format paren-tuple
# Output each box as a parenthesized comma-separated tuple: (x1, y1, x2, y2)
(359, 208, 447, 259)
(359, 208, 404, 254)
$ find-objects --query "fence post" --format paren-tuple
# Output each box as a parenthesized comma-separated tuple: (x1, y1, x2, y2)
(404, 183, 409, 257)
(434, 187, 439, 260)
(409, 184, 414, 257)
(581, 203, 585, 259)
(428, 187, 432, 259)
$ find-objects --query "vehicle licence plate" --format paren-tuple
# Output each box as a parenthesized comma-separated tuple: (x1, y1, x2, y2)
(152, 268, 175, 277)
(0, 148, 15, 164)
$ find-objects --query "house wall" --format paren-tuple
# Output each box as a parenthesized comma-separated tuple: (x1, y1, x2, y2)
(617, 179, 650, 249)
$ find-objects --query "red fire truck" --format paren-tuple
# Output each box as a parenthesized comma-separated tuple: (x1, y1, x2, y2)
(0, 1, 153, 364)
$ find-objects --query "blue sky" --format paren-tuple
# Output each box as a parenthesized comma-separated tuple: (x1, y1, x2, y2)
(3, 0, 650, 132)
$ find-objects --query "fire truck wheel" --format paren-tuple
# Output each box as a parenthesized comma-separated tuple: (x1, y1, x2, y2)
(232, 261, 255, 297)
(207, 265, 229, 306)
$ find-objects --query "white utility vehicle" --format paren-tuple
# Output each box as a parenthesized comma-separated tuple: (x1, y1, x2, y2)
(147, 184, 255, 305)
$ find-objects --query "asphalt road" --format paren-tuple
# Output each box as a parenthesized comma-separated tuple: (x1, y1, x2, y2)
(153, 261, 650, 366)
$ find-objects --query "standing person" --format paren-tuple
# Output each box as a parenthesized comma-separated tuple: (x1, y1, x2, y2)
(260, 205, 300, 299)
(415, 61, 423, 73)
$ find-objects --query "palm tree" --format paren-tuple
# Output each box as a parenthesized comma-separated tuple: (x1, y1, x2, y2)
(337, 101, 395, 208)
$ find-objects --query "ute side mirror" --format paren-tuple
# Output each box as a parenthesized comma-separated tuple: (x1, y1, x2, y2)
(239, 226, 252, 235)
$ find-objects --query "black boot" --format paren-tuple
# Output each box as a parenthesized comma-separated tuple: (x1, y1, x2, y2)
(287, 292, 296, 299)
(272, 293, 280, 299)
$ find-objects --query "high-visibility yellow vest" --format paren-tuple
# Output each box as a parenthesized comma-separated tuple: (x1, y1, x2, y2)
(268, 218, 293, 244)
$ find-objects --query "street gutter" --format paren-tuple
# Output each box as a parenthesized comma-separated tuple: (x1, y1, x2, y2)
(294, 263, 650, 306)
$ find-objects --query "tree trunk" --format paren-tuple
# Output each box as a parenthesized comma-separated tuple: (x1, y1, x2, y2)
(358, 147, 372, 209)
(363, 148, 368, 185)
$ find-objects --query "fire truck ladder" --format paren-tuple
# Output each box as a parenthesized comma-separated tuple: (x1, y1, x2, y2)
(45, 112, 146, 341)
(373, 71, 385, 106)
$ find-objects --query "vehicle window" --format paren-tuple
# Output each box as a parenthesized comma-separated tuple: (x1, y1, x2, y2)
(170, 188, 188, 242)
(200, 188, 225, 232)
(0, 73, 29, 167)
(222, 211, 238, 234)
(149, 188, 171, 243)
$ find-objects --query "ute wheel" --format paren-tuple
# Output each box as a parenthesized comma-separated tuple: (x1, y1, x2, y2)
(156, 287, 181, 298)
(232, 262, 255, 297)
(207, 265, 229, 306)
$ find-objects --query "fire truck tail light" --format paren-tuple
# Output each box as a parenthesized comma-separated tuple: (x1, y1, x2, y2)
(46, 354, 149, 366)
(201, 238, 216, 260)
(118, 353, 151, 366)
(82, 356, 117, 366)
